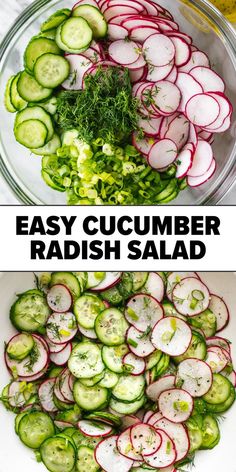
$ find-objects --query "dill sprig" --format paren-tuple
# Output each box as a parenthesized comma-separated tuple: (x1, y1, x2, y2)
(23, 343, 40, 373)
(55, 66, 139, 145)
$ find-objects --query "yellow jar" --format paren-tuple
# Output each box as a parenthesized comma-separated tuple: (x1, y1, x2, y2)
(210, 0, 236, 22)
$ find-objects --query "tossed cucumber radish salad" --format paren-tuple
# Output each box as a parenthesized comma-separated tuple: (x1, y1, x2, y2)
(4, 0, 233, 205)
(1, 271, 236, 472)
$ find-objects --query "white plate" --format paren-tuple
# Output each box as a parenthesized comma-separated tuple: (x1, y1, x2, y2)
(0, 272, 236, 472)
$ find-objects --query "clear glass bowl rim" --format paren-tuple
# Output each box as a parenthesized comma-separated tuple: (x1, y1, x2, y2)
(0, 0, 236, 205)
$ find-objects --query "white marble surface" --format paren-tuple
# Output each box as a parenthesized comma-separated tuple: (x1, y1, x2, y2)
(0, 0, 236, 205)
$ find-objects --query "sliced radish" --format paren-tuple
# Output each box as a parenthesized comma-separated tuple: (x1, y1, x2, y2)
(79, 325, 97, 339)
(148, 411, 163, 426)
(104, 0, 145, 13)
(104, 5, 139, 21)
(73, 0, 98, 7)
(78, 420, 112, 437)
(148, 139, 178, 170)
(165, 114, 190, 151)
(205, 115, 231, 133)
(117, 427, 143, 461)
(147, 62, 174, 82)
(143, 410, 154, 423)
(166, 272, 199, 301)
(54, 420, 73, 429)
(8, 381, 27, 408)
(206, 346, 228, 373)
(143, 272, 165, 302)
(159, 114, 178, 139)
(204, 92, 232, 131)
(123, 352, 146, 375)
(180, 51, 210, 73)
(82, 47, 102, 63)
(54, 371, 72, 404)
(44, 336, 67, 353)
(187, 140, 213, 178)
(146, 375, 176, 402)
(151, 81, 181, 116)
(130, 67, 146, 83)
(130, 25, 159, 42)
(91, 272, 121, 291)
(127, 326, 155, 358)
(121, 415, 140, 430)
(47, 284, 72, 313)
(166, 66, 178, 83)
(60, 368, 75, 402)
(46, 311, 77, 344)
(166, 30, 192, 45)
(144, 429, 176, 468)
(143, 34, 175, 67)
(125, 293, 164, 331)
(126, 54, 146, 70)
(154, 417, 190, 462)
(138, 116, 162, 136)
(187, 158, 216, 187)
(5, 334, 49, 380)
(38, 378, 57, 412)
(186, 94, 220, 127)
(172, 277, 210, 316)
(50, 342, 72, 366)
(175, 146, 193, 179)
(109, 39, 141, 65)
(95, 435, 134, 472)
(62, 55, 93, 90)
(176, 358, 213, 397)
(151, 317, 192, 357)
(190, 66, 225, 93)
(158, 388, 193, 423)
(108, 23, 128, 40)
(169, 36, 191, 66)
(130, 422, 162, 456)
(206, 336, 231, 354)
(175, 72, 203, 113)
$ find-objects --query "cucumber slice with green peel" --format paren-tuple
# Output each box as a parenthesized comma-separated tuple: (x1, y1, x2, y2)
(74, 272, 88, 292)
(132, 272, 148, 292)
(85, 411, 121, 427)
(40, 29, 57, 40)
(10, 289, 50, 332)
(203, 373, 231, 404)
(185, 419, 203, 453)
(73, 381, 108, 410)
(95, 308, 129, 346)
(53, 394, 73, 411)
(102, 344, 129, 373)
(74, 294, 105, 329)
(110, 395, 145, 415)
(55, 24, 88, 54)
(32, 134, 60, 156)
(72, 430, 101, 449)
(51, 272, 81, 298)
(18, 411, 55, 448)
(34, 96, 58, 115)
(77, 446, 99, 472)
(146, 349, 162, 370)
(24, 36, 61, 73)
(4, 76, 17, 112)
(41, 154, 66, 192)
(155, 179, 178, 202)
(6, 333, 34, 360)
(40, 435, 76, 472)
(68, 342, 105, 379)
(15, 119, 48, 149)
(41, 8, 71, 32)
(174, 331, 207, 364)
(17, 71, 52, 102)
(80, 371, 105, 387)
(118, 272, 133, 299)
(188, 309, 217, 338)
(112, 374, 145, 402)
(11, 73, 27, 111)
(101, 286, 123, 305)
(98, 369, 119, 388)
(205, 383, 236, 413)
(162, 300, 187, 321)
(72, 5, 107, 39)
(86, 272, 105, 289)
(34, 53, 70, 88)
(200, 415, 220, 449)
(60, 18, 93, 51)
(15, 412, 28, 434)
(15, 106, 54, 142)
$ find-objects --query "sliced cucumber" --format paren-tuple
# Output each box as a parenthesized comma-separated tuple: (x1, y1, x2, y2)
(4, 76, 17, 112)
(18, 411, 55, 448)
(98, 369, 119, 388)
(60, 18, 93, 51)
(15, 411, 27, 434)
(6, 333, 34, 360)
(72, 430, 101, 449)
(102, 344, 129, 373)
(85, 411, 121, 427)
(51, 272, 81, 298)
(188, 309, 217, 338)
(132, 272, 148, 292)
(17, 71, 52, 103)
(68, 342, 104, 379)
(34, 53, 70, 88)
(40, 435, 76, 472)
(200, 415, 220, 449)
(110, 395, 145, 415)
(146, 349, 162, 370)
(203, 374, 231, 405)
(95, 308, 128, 346)
(15, 106, 54, 142)
(205, 383, 236, 413)
(74, 272, 88, 292)
(77, 446, 99, 472)
(24, 36, 61, 73)
(10, 289, 50, 332)
(15, 119, 48, 149)
(101, 286, 123, 305)
(41, 8, 71, 32)
(73, 381, 108, 411)
(74, 294, 105, 329)
(186, 418, 203, 453)
(10, 73, 27, 110)
(55, 24, 87, 54)
(112, 374, 145, 402)
(72, 5, 107, 39)
(32, 134, 61, 156)
(35, 96, 58, 115)
(86, 272, 105, 289)
(40, 29, 57, 40)
(80, 372, 105, 387)
(174, 331, 207, 364)
(41, 154, 66, 192)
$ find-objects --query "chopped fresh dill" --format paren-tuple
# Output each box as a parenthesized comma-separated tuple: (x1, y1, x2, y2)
(23, 343, 40, 373)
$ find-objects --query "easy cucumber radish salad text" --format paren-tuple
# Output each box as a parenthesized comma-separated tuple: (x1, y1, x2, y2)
(1, 271, 236, 472)
(4, 0, 233, 205)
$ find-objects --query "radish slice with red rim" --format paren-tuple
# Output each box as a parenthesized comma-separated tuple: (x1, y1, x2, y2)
(54, 420, 74, 429)
(105, 0, 145, 13)
(127, 326, 155, 358)
(148, 139, 178, 170)
(108, 39, 141, 65)
(146, 375, 176, 401)
(143, 33, 175, 67)
(38, 378, 58, 412)
(125, 293, 164, 331)
(176, 72, 203, 113)
(206, 346, 228, 373)
(50, 342, 72, 366)
(5, 334, 49, 380)
(147, 62, 174, 82)
(117, 427, 143, 460)
(190, 66, 225, 93)
(130, 422, 162, 456)
(45, 336, 68, 353)
(187, 140, 213, 178)
(95, 435, 134, 472)
(123, 352, 146, 375)
(154, 417, 190, 462)
(104, 5, 139, 22)
(151, 317, 192, 357)
(187, 158, 216, 187)
(79, 325, 98, 339)
(108, 23, 128, 40)
(179, 51, 210, 73)
(62, 55, 93, 90)
(130, 67, 146, 83)
(158, 388, 193, 423)
(46, 311, 77, 344)
(73, 0, 98, 7)
(204, 92, 232, 130)
(206, 336, 231, 354)
(8, 381, 27, 408)
(172, 277, 210, 316)
(130, 25, 159, 42)
(144, 429, 177, 468)
(60, 368, 75, 402)
(175, 147, 193, 179)
(151, 81, 181, 115)
(54, 370, 73, 403)
(121, 415, 140, 430)
(143, 272, 165, 302)
(47, 284, 72, 313)
(166, 66, 178, 83)
(185, 93, 220, 127)
(164, 114, 190, 151)
(90, 272, 121, 291)
(143, 410, 155, 423)
(176, 358, 213, 397)
(126, 54, 147, 70)
(78, 420, 113, 437)
(169, 35, 191, 67)
(138, 116, 162, 136)
(166, 272, 199, 301)
(82, 47, 102, 63)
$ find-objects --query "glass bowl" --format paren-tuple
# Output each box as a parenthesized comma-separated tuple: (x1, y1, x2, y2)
(0, 0, 236, 205)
